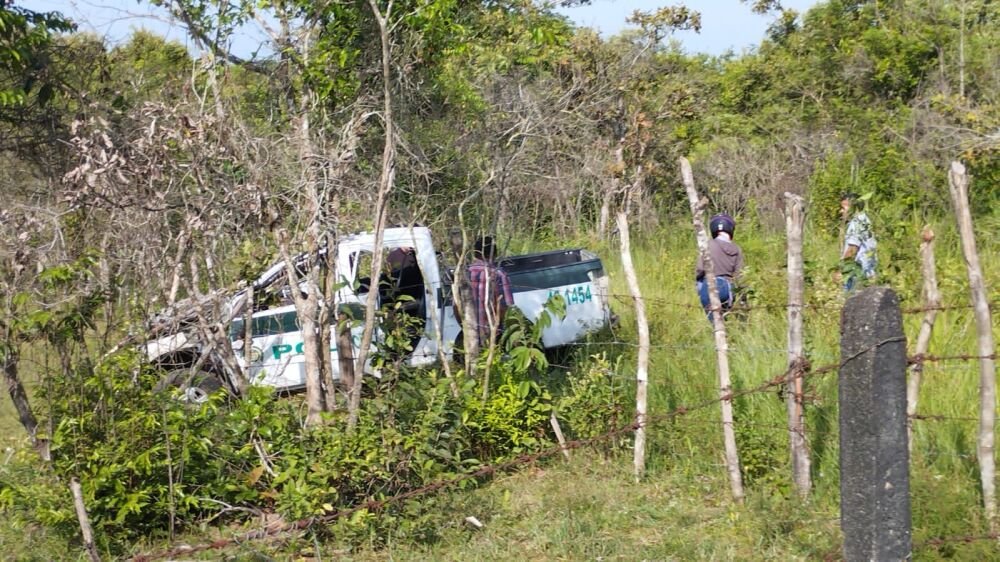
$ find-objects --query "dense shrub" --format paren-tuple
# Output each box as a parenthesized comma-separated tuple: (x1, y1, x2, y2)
(41, 351, 289, 546)
(556, 353, 628, 453)
(0, 307, 627, 554)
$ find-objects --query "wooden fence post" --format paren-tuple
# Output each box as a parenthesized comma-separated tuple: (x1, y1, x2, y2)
(948, 161, 997, 527)
(840, 287, 911, 561)
(616, 212, 650, 481)
(680, 157, 744, 502)
(784, 193, 811, 497)
(906, 226, 941, 455)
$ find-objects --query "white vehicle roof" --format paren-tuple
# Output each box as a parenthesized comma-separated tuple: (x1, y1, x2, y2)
(252, 227, 433, 290)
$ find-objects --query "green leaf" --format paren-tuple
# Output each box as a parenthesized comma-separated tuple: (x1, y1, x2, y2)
(517, 380, 530, 399)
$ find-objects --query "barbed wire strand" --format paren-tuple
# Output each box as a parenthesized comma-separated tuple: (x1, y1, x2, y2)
(504, 276, 998, 314)
(598, 289, 995, 315)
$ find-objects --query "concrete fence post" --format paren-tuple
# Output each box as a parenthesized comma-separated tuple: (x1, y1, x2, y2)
(839, 287, 911, 561)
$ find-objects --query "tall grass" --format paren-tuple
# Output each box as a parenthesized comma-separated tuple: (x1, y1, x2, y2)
(497, 212, 999, 559)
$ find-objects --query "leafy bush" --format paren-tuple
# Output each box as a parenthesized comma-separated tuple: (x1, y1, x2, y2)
(0, 283, 627, 554)
(556, 353, 628, 453)
(43, 350, 285, 547)
(462, 369, 553, 459)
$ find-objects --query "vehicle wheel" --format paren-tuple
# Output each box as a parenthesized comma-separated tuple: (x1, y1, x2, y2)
(156, 368, 224, 403)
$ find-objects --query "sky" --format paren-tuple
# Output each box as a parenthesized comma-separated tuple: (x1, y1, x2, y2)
(21, 0, 821, 57)
(556, 0, 820, 55)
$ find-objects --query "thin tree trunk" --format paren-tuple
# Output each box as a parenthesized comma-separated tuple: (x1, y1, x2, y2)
(598, 140, 625, 237)
(481, 263, 498, 400)
(449, 227, 479, 374)
(243, 285, 254, 367)
(70, 477, 101, 562)
(166, 227, 190, 306)
(196, 317, 250, 398)
(784, 193, 811, 497)
(315, 256, 335, 410)
(2, 347, 47, 459)
(336, 311, 356, 397)
(598, 195, 611, 238)
(550, 410, 571, 461)
(680, 157, 744, 502)
(616, 211, 650, 482)
(906, 227, 940, 455)
(948, 161, 996, 527)
(180, 270, 250, 398)
(320, 236, 340, 409)
(959, 0, 966, 99)
(2, 349, 35, 437)
(275, 29, 333, 425)
(277, 233, 326, 425)
(349, 0, 396, 430)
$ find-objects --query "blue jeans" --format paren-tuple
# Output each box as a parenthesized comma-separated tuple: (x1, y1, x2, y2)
(697, 277, 733, 322)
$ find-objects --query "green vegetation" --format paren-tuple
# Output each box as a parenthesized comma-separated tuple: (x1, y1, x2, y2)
(1, 0, 999, 559)
(2, 223, 998, 559)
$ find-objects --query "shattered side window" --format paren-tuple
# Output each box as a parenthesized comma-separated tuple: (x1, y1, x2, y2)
(352, 251, 374, 295)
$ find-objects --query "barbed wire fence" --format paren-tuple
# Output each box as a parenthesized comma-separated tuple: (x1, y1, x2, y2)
(131, 292, 999, 561)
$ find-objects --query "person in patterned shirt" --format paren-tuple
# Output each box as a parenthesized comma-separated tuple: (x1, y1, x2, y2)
(841, 192, 877, 291)
(467, 236, 514, 347)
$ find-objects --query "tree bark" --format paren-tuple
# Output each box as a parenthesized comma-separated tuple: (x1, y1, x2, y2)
(906, 226, 940, 455)
(70, 477, 101, 562)
(243, 285, 254, 367)
(550, 410, 571, 461)
(336, 311, 356, 396)
(2, 346, 47, 459)
(277, 31, 369, 424)
(349, 0, 396, 430)
(784, 192, 811, 497)
(277, 233, 327, 425)
(680, 156, 744, 502)
(166, 227, 190, 306)
(449, 228, 479, 375)
(616, 211, 650, 482)
(320, 236, 340, 409)
(959, 0, 966, 99)
(948, 161, 996, 527)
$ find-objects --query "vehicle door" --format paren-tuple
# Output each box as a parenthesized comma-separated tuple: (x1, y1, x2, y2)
(231, 305, 308, 391)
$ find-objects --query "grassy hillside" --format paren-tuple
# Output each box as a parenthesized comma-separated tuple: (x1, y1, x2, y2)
(1, 214, 998, 560)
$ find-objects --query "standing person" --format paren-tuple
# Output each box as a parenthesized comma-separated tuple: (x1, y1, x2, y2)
(696, 214, 745, 322)
(467, 236, 515, 347)
(840, 192, 877, 291)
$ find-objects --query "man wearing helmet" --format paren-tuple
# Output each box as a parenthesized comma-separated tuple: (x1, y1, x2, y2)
(696, 213, 744, 320)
